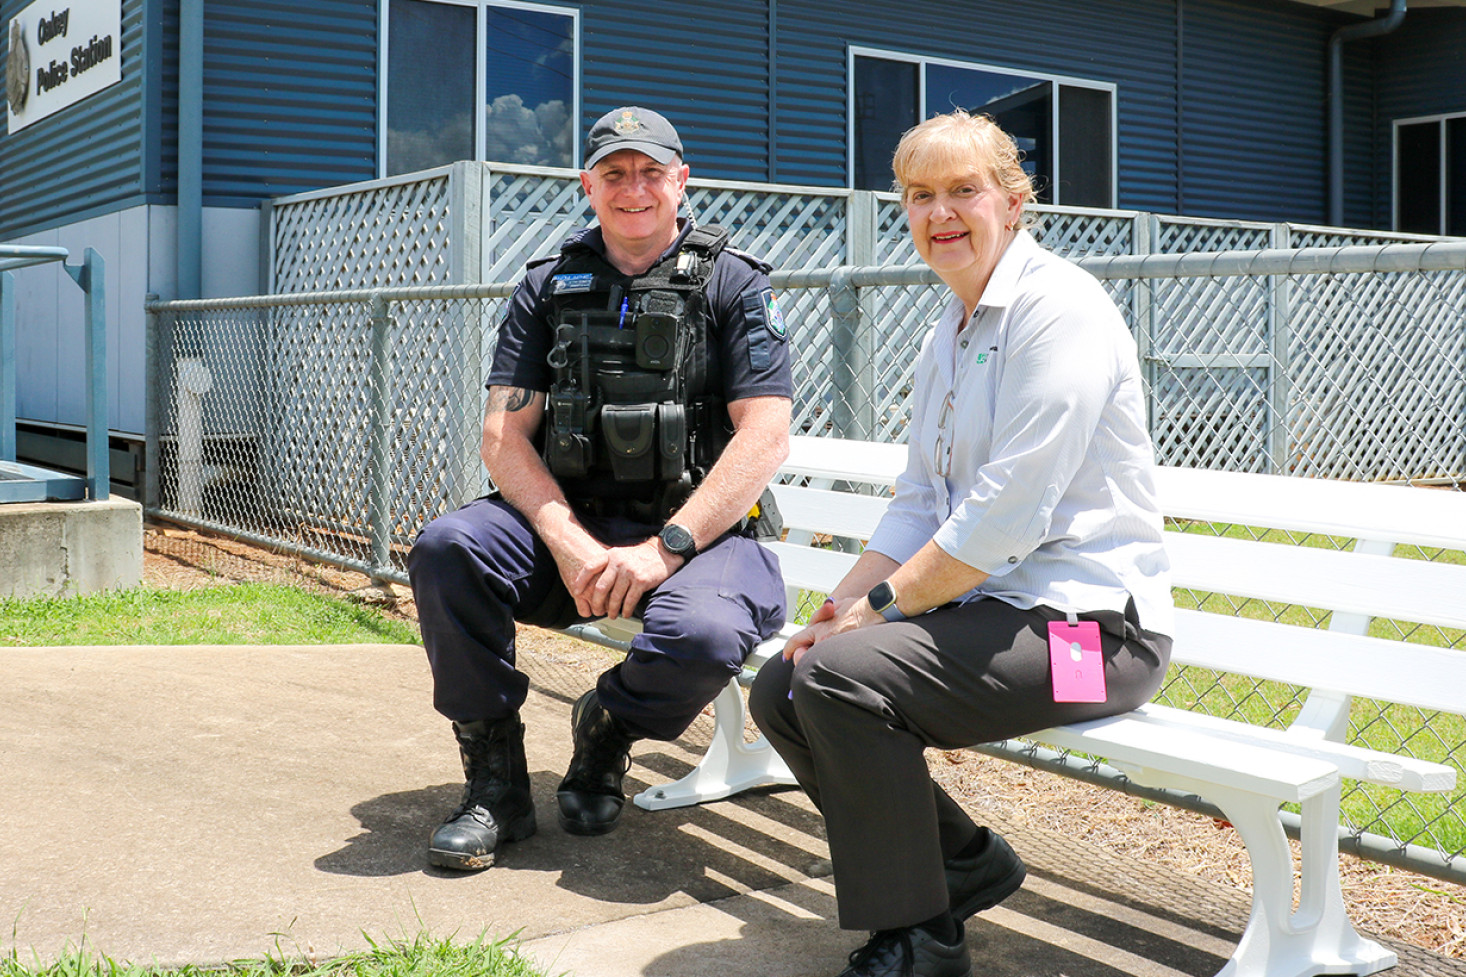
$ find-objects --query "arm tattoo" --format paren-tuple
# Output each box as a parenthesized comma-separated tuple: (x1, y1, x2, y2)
(486, 386, 534, 413)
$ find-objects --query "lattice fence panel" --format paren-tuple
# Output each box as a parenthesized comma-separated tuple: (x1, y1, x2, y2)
(1158, 217, 1271, 254)
(270, 175, 453, 292)
(1285, 270, 1466, 481)
(688, 185, 849, 271)
(485, 171, 591, 282)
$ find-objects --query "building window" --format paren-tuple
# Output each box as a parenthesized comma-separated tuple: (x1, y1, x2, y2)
(849, 48, 1116, 208)
(383, 0, 579, 176)
(1395, 113, 1466, 236)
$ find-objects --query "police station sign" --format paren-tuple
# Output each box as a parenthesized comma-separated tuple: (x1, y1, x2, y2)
(6, 0, 120, 133)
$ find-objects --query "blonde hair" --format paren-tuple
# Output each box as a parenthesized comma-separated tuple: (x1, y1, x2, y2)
(891, 110, 1036, 222)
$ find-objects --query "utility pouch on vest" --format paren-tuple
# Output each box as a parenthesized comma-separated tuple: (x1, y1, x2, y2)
(602, 403, 658, 481)
(657, 403, 686, 480)
(547, 385, 594, 477)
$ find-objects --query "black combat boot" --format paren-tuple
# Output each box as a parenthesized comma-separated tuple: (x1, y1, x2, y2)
(427, 715, 537, 870)
(555, 689, 638, 836)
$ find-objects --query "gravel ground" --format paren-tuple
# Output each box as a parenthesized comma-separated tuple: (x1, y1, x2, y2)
(142, 523, 1466, 958)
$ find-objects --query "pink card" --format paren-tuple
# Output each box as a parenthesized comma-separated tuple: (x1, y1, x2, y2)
(1049, 620, 1107, 703)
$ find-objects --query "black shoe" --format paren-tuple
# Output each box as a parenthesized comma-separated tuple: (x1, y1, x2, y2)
(837, 924, 971, 977)
(945, 827, 1026, 921)
(427, 716, 537, 871)
(556, 689, 637, 836)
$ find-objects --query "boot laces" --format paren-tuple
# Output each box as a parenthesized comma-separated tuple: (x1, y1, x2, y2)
(846, 928, 914, 976)
(565, 709, 633, 791)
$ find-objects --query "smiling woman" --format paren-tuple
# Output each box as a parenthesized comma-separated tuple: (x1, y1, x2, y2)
(748, 109, 1172, 977)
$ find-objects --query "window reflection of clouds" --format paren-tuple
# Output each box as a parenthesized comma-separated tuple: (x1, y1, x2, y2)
(387, 0, 575, 174)
(485, 6, 574, 167)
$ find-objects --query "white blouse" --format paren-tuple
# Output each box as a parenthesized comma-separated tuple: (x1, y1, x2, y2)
(865, 231, 1174, 637)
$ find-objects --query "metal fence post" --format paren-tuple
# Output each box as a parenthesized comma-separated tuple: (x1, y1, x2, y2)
(369, 295, 394, 583)
(144, 295, 160, 510)
(1269, 223, 1293, 474)
(1132, 213, 1161, 438)
(1, 271, 14, 462)
(64, 248, 109, 501)
(833, 190, 878, 440)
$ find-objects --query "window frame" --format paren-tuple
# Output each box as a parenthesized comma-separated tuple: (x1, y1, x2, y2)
(846, 46, 1118, 207)
(1392, 111, 1466, 235)
(377, 0, 582, 177)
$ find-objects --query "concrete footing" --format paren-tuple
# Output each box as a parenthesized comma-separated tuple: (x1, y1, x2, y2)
(0, 497, 143, 599)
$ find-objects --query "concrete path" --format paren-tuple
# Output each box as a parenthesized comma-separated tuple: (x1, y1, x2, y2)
(3, 641, 1461, 977)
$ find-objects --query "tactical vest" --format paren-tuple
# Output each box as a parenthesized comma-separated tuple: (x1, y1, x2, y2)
(537, 224, 733, 520)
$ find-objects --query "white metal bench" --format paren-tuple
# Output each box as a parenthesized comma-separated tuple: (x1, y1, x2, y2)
(569, 433, 1466, 977)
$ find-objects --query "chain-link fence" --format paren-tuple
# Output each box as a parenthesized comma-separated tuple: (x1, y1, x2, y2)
(146, 232, 1466, 884)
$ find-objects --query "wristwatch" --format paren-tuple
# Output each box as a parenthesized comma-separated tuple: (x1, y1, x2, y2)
(658, 523, 698, 560)
(866, 580, 907, 622)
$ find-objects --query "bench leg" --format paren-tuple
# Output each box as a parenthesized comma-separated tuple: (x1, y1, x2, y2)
(1210, 786, 1396, 977)
(632, 676, 798, 811)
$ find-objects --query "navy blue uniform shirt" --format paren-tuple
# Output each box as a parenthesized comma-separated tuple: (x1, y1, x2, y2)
(488, 220, 794, 402)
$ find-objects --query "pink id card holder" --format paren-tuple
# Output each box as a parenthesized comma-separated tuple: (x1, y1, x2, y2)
(1048, 616, 1107, 703)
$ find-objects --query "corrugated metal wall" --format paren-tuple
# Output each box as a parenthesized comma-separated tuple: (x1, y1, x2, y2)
(1177, 0, 1359, 225)
(0, 0, 148, 239)
(1373, 9, 1466, 231)
(192, 0, 377, 205)
(770, 0, 1184, 211)
(5, 0, 1445, 240)
(578, 0, 772, 183)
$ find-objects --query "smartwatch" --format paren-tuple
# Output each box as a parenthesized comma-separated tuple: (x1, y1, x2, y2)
(658, 523, 698, 560)
(866, 580, 906, 622)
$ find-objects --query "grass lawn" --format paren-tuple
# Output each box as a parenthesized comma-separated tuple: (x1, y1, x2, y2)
(0, 583, 421, 647)
(2, 931, 550, 977)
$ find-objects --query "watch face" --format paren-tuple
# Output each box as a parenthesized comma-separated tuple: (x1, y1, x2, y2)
(660, 523, 695, 556)
(867, 581, 895, 611)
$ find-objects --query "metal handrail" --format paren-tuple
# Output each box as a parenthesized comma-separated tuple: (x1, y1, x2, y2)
(0, 245, 108, 501)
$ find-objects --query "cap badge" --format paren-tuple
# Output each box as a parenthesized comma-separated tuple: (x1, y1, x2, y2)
(613, 110, 644, 135)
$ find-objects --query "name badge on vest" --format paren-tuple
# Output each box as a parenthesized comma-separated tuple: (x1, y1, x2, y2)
(552, 273, 596, 295)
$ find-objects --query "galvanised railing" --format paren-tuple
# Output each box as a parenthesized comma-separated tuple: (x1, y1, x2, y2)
(0, 245, 108, 502)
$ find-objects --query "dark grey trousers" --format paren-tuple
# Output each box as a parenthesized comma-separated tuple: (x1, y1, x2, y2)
(748, 596, 1171, 932)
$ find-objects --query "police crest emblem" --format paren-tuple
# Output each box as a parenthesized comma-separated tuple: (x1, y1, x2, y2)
(6, 19, 30, 116)
(613, 110, 644, 135)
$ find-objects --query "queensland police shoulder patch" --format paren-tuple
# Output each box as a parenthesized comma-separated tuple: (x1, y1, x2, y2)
(763, 290, 787, 340)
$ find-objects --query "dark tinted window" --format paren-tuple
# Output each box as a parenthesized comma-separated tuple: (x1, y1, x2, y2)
(1447, 118, 1466, 236)
(853, 56, 918, 192)
(851, 54, 1112, 206)
(1059, 84, 1113, 209)
(1397, 121, 1441, 235)
(387, 0, 476, 175)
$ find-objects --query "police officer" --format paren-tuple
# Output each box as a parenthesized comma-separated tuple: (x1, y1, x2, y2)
(407, 106, 793, 870)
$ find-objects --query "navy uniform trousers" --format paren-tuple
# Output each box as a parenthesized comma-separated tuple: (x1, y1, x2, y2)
(408, 496, 787, 741)
(748, 596, 1170, 932)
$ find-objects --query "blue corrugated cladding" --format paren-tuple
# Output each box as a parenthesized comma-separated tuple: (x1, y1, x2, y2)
(1178, 0, 1350, 224)
(0, 0, 148, 238)
(577, 0, 772, 183)
(192, 0, 378, 205)
(774, 0, 1186, 210)
(764, 0, 1353, 224)
(1373, 9, 1466, 229)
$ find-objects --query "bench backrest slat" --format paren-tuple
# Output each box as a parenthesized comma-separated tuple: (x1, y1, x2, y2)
(1171, 609, 1466, 714)
(1155, 465, 1466, 551)
(1167, 531, 1466, 632)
